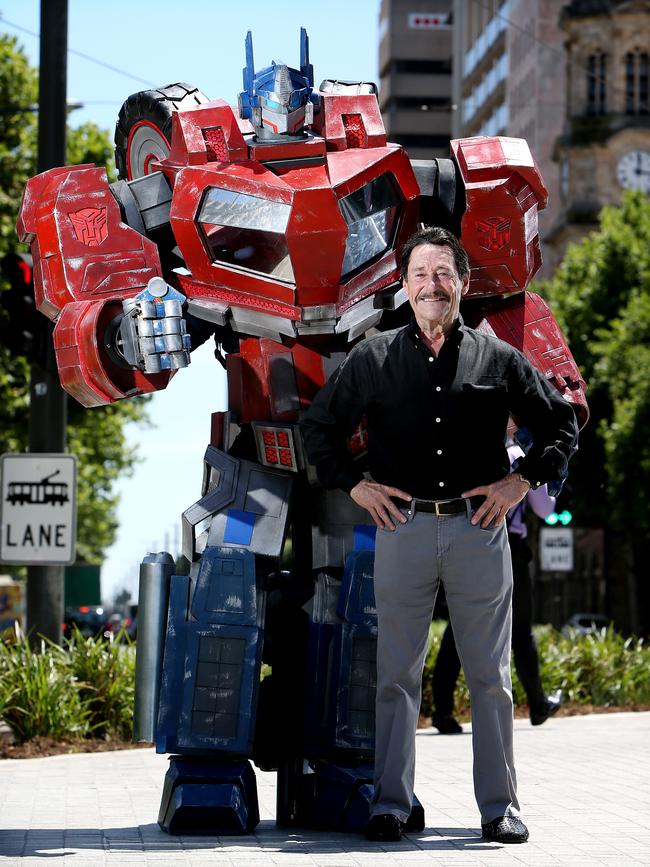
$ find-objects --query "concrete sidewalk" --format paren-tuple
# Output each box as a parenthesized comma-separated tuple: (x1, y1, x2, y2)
(1, 712, 649, 866)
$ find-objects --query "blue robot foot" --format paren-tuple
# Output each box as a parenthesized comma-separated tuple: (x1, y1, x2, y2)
(289, 761, 424, 833)
(158, 756, 259, 834)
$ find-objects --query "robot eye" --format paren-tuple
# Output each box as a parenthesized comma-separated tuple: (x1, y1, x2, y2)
(288, 91, 303, 110)
(338, 173, 403, 279)
(199, 186, 295, 283)
(262, 97, 282, 110)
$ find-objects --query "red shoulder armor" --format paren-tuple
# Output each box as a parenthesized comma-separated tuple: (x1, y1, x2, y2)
(452, 137, 548, 297)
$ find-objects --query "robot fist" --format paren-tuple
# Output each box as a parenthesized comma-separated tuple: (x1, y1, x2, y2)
(119, 278, 191, 374)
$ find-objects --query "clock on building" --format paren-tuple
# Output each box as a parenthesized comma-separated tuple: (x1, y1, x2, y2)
(616, 150, 650, 193)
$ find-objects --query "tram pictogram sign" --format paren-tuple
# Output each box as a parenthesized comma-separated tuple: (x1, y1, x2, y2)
(0, 454, 77, 564)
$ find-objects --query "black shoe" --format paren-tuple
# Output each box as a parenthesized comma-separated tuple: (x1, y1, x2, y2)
(365, 813, 404, 841)
(432, 713, 463, 734)
(530, 689, 563, 726)
(404, 805, 425, 833)
(482, 815, 529, 843)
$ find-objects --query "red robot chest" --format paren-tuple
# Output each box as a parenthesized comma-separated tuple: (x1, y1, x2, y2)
(166, 143, 420, 323)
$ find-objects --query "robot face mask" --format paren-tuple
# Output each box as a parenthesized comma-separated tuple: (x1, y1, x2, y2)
(256, 68, 312, 135)
(239, 28, 317, 140)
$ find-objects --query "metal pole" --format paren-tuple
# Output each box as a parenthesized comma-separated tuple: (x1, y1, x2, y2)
(26, 0, 69, 646)
(133, 553, 174, 743)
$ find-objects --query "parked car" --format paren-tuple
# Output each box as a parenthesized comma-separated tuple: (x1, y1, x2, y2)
(561, 612, 612, 638)
(63, 605, 109, 640)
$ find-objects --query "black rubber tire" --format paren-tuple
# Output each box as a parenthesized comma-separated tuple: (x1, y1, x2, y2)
(114, 82, 210, 180)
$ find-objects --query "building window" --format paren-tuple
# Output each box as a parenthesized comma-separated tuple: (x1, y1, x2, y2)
(626, 51, 649, 115)
(626, 53, 635, 114)
(388, 133, 451, 150)
(463, 1, 509, 76)
(386, 96, 452, 111)
(392, 59, 452, 75)
(587, 53, 606, 116)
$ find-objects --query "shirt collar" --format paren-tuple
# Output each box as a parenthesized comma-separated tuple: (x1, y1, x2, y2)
(407, 314, 465, 346)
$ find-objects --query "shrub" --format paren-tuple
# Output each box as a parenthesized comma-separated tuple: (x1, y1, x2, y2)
(65, 626, 136, 741)
(533, 625, 650, 707)
(0, 630, 91, 741)
(420, 621, 650, 719)
(0, 627, 135, 743)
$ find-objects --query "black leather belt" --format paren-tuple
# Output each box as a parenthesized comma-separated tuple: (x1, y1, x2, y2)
(401, 496, 484, 516)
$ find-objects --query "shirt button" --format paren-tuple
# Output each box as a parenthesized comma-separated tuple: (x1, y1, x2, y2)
(439, 481, 445, 487)
(428, 356, 434, 362)
(437, 449, 443, 455)
(435, 386, 441, 392)
(435, 417, 441, 423)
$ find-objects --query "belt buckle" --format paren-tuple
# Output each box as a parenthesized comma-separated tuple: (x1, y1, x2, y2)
(434, 501, 444, 516)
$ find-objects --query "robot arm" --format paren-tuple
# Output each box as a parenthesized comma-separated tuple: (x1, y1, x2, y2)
(16, 164, 183, 407)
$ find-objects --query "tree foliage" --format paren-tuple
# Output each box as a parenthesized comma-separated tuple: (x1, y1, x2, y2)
(541, 192, 650, 536)
(0, 31, 149, 563)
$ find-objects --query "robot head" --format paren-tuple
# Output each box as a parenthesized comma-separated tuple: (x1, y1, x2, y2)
(238, 28, 318, 140)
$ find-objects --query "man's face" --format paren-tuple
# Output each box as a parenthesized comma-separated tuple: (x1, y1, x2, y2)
(403, 243, 469, 333)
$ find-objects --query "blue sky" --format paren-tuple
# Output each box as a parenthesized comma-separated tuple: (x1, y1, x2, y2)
(0, 0, 380, 601)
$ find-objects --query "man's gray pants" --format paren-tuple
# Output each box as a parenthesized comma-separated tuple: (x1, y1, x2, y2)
(370, 501, 519, 825)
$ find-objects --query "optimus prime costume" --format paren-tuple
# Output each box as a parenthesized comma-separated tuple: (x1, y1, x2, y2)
(17, 30, 587, 835)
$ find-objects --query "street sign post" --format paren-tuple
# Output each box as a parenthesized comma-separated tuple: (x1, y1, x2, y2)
(0, 453, 77, 565)
(540, 526, 574, 572)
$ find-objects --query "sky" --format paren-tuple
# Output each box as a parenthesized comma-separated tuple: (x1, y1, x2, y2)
(0, 0, 380, 602)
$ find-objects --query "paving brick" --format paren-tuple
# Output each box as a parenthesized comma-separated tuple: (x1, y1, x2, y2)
(0, 712, 649, 866)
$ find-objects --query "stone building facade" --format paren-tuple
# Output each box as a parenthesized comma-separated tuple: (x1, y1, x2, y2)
(546, 0, 650, 267)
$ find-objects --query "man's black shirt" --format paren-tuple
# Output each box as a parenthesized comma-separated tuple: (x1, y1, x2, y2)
(301, 317, 579, 499)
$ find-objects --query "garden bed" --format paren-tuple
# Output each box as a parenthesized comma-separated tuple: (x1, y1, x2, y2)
(2, 622, 649, 759)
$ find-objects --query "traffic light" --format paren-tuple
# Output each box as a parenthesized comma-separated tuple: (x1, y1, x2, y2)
(0, 251, 45, 363)
(544, 509, 573, 526)
(544, 482, 574, 526)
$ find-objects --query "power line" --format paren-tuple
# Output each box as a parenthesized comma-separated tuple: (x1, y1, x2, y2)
(0, 15, 156, 88)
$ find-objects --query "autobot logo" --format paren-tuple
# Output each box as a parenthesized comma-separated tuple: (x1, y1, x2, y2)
(476, 216, 511, 252)
(69, 207, 108, 247)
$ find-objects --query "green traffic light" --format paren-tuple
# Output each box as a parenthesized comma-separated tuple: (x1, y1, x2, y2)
(544, 510, 572, 526)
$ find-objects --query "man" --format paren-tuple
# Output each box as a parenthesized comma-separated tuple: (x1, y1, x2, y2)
(432, 443, 563, 735)
(301, 227, 578, 845)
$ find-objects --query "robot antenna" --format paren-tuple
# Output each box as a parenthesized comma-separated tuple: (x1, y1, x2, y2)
(300, 27, 314, 87)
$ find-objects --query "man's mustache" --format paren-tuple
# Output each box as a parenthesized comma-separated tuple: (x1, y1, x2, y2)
(416, 290, 450, 301)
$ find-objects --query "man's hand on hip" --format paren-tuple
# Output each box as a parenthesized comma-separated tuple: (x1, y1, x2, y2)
(350, 480, 412, 531)
(462, 474, 531, 529)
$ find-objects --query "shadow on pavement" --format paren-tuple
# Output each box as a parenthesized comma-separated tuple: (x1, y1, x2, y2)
(1, 820, 501, 858)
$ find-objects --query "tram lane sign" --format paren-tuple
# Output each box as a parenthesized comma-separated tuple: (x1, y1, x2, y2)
(0, 453, 77, 565)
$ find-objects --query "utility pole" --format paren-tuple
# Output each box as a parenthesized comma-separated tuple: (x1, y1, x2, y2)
(26, 0, 69, 645)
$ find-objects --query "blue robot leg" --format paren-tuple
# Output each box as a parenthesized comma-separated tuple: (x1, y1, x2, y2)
(134, 445, 293, 835)
(286, 488, 424, 832)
